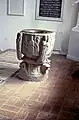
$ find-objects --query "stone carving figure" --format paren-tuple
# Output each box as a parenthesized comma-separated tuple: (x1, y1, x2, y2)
(72, 0, 79, 4)
(72, 0, 79, 27)
(16, 29, 56, 80)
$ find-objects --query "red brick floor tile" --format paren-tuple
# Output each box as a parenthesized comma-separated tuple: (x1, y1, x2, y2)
(22, 100, 44, 111)
(0, 94, 10, 100)
(25, 116, 36, 120)
(29, 92, 40, 101)
(74, 99, 79, 109)
(58, 116, 70, 120)
(36, 111, 58, 120)
(0, 115, 12, 120)
(59, 111, 76, 120)
(50, 104, 62, 115)
(65, 90, 78, 99)
(0, 99, 7, 107)
(13, 108, 29, 120)
(0, 86, 10, 95)
(75, 83, 79, 92)
(1, 104, 20, 113)
(5, 96, 19, 106)
(35, 87, 51, 95)
(41, 102, 53, 112)
(25, 109, 39, 120)
(63, 98, 75, 110)
(6, 89, 16, 96)
(0, 109, 16, 119)
(37, 93, 48, 103)
(14, 98, 26, 108)
(46, 94, 64, 105)
(47, 115, 58, 120)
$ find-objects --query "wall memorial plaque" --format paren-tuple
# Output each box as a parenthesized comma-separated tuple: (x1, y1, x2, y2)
(35, 0, 64, 21)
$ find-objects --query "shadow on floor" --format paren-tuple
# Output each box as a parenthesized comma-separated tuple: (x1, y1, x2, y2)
(0, 55, 79, 119)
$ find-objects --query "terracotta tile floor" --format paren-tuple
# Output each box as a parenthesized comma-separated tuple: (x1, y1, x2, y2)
(0, 54, 79, 120)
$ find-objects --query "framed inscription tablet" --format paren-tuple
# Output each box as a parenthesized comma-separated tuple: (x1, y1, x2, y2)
(35, 0, 64, 21)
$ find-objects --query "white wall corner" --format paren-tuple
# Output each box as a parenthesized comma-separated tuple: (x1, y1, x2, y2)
(67, 54, 79, 61)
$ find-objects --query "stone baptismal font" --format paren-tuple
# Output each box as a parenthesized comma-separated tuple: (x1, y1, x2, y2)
(16, 29, 56, 81)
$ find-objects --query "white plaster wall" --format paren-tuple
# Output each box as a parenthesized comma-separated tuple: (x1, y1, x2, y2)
(67, 29, 79, 61)
(0, 0, 78, 54)
(67, 4, 79, 61)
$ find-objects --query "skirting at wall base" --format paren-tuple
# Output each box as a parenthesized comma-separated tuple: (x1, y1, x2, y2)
(53, 50, 67, 55)
(60, 51, 67, 55)
(0, 49, 67, 57)
(67, 55, 79, 62)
